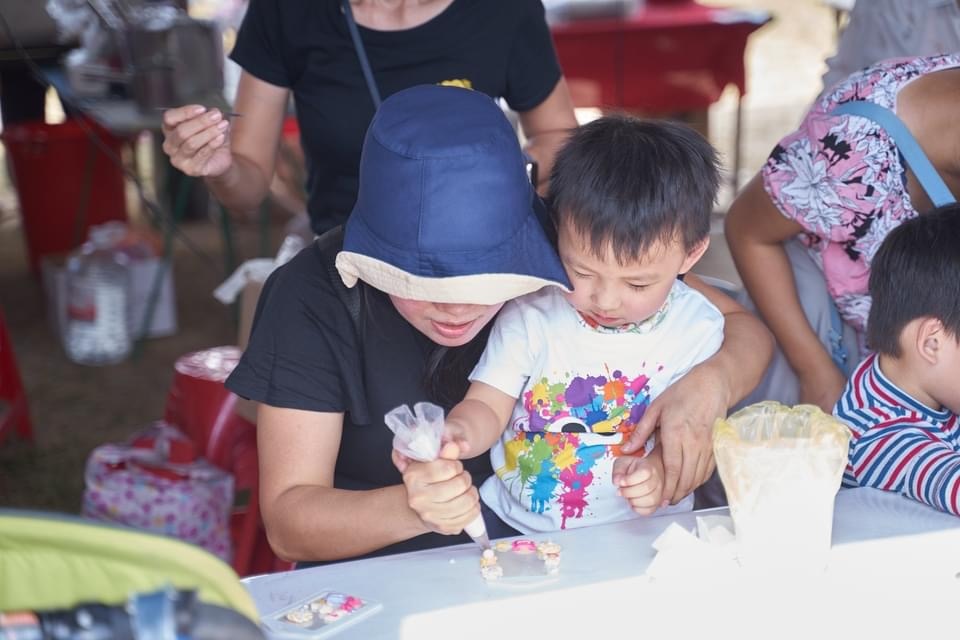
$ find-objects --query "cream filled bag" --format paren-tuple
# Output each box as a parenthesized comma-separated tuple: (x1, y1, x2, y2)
(713, 402, 851, 574)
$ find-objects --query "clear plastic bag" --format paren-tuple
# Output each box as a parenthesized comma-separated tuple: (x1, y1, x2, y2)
(384, 402, 489, 544)
(713, 401, 851, 574)
(384, 402, 446, 462)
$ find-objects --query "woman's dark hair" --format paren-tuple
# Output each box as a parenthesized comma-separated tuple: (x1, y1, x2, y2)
(423, 321, 495, 409)
(360, 283, 493, 409)
(867, 203, 960, 356)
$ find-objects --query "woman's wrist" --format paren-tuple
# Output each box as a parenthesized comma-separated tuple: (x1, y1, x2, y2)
(395, 483, 434, 538)
(786, 340, 838, 383)
(204, 158, 240, 191)
(700, 354, 736, 410)
(204, 156, 267, 215)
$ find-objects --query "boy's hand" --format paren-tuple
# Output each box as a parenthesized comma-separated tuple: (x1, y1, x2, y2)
(391, 421, 473, 473)
(441, 420, 473, 458)
(621, 365, 721, 504)
(612, 451, 665, 516)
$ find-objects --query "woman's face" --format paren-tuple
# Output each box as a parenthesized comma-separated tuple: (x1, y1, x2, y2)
(389, 296, 504, 347)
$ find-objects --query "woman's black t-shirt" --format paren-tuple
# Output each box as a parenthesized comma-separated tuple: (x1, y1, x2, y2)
(226, 242, 495, 558)
(230, 0, 563, 235)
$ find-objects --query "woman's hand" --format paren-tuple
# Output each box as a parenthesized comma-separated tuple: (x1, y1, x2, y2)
(798, 365, 847, 414)
(393, 442, 481, 536)
(621, 361, 729, 504)
(161, 105, 234, 178)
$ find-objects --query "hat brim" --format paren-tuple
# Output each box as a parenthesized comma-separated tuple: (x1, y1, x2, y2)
(335, 252, 571, 305)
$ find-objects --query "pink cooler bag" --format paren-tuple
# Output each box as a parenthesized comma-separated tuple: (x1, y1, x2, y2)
(82, 421, 233, 562)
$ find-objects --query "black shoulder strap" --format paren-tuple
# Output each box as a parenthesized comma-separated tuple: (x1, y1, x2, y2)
(315, 226, 363, 343)
(315, 225, 370, 425)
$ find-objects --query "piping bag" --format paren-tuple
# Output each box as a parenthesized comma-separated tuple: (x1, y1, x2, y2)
(385, 402, 491, 550)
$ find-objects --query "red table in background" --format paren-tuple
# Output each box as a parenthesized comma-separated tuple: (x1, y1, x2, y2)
(550, 1, 772, 185)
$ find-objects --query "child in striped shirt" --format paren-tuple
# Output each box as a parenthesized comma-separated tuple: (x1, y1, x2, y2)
(834, 204, 960, 515)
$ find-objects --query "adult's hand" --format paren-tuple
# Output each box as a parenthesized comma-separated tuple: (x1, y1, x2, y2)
(798, 365, 847, 414)
(621, 362, 729, 503)
(393, 442, 481, 536)
(161, 105, 233, 178)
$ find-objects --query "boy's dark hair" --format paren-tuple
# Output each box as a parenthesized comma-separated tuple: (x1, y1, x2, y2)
(867, 204, 960, 356)
(546, 115, 721, 262)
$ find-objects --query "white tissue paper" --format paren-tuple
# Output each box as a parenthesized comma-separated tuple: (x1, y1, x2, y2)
(645, 517, 739, 584)
(213, 234, 306, 305)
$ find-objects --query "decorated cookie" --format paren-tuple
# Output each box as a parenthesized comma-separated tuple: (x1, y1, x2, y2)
(511, 539, 537, 554)
(266, 589, 381, 637)
(480, 563, 505, 581)
(543, 552, 562, 573)
(284, 608, 315, 625)
(481, 540, 563, 582)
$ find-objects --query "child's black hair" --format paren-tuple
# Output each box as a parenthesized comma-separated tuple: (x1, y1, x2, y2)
(868, 203, 960, 356)
(546, 115, 721, 262)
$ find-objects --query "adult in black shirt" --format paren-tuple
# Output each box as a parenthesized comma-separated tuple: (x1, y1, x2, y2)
(226, 85, 773, 564)
(228, 84, 571, 561)
(160, 0, 578, 235)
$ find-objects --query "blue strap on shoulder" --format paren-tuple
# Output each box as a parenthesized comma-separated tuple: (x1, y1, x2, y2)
(832, 100, 956, 207)
(341, 0, 382, 109)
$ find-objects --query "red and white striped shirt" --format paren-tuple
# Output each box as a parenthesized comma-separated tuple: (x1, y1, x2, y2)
(835, 354, 960, 515)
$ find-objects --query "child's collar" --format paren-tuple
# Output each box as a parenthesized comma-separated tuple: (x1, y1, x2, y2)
(575, 283, 678, 335)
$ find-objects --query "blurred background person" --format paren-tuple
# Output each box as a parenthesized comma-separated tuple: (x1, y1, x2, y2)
(160, 0, 579, 237)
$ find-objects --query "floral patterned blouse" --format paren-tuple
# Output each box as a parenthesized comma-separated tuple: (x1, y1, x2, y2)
(761, 54, 960, 334)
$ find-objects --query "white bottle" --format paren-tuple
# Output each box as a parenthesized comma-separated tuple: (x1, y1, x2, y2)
(62, 224, 133, 365)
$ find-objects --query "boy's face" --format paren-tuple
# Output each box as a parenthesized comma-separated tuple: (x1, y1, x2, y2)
(556, 221, 707, 328)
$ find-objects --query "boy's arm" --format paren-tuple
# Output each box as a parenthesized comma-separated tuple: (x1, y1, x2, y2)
(849, 421, 960, 515)
(447, 382, 520, 459)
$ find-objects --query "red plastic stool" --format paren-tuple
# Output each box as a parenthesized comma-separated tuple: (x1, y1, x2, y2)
(0, 309, 33, 446)
(164, 346, 292, 575)
(164, 346, 244, 466)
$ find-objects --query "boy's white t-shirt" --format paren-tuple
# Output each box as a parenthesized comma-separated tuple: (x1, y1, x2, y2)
(472, 281, 724, 534)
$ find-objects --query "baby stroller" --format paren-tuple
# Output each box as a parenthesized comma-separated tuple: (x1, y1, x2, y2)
(0, 510, 263, 639)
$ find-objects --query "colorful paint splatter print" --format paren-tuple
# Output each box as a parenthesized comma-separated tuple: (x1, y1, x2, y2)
(498, 368, 654, 529)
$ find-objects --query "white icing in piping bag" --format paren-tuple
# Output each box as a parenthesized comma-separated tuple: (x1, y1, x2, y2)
(464, 514, 491, 550)
(385, 402, 492, 550)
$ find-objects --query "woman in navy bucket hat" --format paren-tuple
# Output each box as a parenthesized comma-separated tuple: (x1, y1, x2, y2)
(227, 85, 772, 563)
(336, 84, 571, 308)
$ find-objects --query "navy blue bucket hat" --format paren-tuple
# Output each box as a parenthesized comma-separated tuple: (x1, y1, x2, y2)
(336, 84, 571, 304)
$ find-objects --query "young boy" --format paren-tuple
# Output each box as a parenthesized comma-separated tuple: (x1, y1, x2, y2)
(443, 116, 725, 533)
(834, 204, 960, 516)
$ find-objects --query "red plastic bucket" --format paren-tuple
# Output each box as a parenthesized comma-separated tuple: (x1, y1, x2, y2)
(2, 118, 128, 273)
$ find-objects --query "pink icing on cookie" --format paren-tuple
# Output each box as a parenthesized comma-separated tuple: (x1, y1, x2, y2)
(512, 539, 537, 554)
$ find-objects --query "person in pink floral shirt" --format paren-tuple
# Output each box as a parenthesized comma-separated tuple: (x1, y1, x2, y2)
(726, 54, 960, 413)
